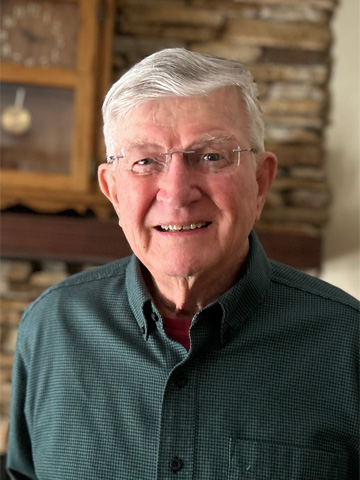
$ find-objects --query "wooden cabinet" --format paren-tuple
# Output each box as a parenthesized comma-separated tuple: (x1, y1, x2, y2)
(0, 0, 115, 218)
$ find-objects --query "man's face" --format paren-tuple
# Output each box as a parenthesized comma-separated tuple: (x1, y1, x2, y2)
(99, 87, 276, 283)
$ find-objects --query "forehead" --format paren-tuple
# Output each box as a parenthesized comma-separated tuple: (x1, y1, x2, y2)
(115, 87, 249, 147)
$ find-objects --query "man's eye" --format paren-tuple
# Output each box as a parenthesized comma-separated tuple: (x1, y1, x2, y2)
(136, 158, 155, 166)
(202, 152, 222, 162)
(131, 157, 163, 175)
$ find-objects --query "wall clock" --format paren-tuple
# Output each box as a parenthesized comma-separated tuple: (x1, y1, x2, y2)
(1, 0, 78, 68)
(0, 0, 115, 218)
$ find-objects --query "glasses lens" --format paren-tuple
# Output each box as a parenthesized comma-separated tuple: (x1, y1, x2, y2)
(123, 147, 166, 175)
(187, 146, 240, 174)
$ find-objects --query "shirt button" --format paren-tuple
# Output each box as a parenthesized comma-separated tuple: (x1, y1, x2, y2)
(174, 372, 188, 388)
(151, 312, 158, 322)
(170, 456, 183, 473)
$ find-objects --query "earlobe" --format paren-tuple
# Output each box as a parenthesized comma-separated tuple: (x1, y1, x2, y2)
(255, 152, 278, 221)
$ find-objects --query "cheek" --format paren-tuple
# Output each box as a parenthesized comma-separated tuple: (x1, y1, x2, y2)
(115, 178, 155, 229)
(211, 173, 259, 219)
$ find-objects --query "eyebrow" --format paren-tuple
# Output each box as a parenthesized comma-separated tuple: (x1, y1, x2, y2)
(124, 134, 235, 150)
(191, 134, 233, 146)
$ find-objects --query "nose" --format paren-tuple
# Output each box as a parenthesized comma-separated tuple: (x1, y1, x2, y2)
(156, 153, 202, 208)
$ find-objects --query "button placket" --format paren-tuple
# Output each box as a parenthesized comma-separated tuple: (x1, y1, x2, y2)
(157, 364, 196, 479)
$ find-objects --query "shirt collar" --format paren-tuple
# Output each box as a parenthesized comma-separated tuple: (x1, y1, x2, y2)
(126, 230, 271, 343)
(125, 256, 154, 339)
(215, 230, 271, 344)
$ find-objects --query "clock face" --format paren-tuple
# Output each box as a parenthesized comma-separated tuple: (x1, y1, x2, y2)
(0, 0, 79, 68)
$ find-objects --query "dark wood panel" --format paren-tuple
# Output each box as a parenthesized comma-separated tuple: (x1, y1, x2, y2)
(1, 212, 321, 269)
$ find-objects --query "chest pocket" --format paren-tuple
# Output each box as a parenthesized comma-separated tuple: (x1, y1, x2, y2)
(228, 439, 347, 479)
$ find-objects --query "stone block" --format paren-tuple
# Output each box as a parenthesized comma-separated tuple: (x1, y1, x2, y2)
(290, 166, 327, 181)
(0, 366, 12, 383)
(113, 35, 183, 56)
(250, 5, 329, 23)
(0, 382, 11, 418)
(227, 0, 337, 12)
(30, 271, 68, 289)
(120, 5, 225, 28)
(190, 42, 262, 63)
(0, 298, 30, 313)
(272, 177, 328, 192)
(264, 114, 324, 130)
(261, 47, 329, 65)
(255, 82, 270, 98)
(265, 190, 285, 207)
(6, 261, 33, 284)
(265, 144, 323, 167)
(265, 126, 321, 144)
(39, 260, 68, 273)
(118, 0, 186, 7)
(262, 98, 325, 117)
(0, 353, 13, 369)
(120, 24, 218, 42)
(192, 0, 248, 9)
(0, 326, 19, 353)
(0, 308, 22, 327)
(267, 82, 326, 101)
(225, 18, 331, 51)
(250, 64, 329, 84)
(286, 189, 330, 208)
(0, 418, 9, 455)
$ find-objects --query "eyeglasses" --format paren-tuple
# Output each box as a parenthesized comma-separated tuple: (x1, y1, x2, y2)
(107, 143, 256, 176)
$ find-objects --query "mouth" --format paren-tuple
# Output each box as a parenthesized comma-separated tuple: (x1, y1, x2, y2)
(156, 222, 211, 232)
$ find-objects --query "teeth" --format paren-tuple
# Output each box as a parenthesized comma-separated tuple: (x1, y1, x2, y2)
(160, 223, 207, 232)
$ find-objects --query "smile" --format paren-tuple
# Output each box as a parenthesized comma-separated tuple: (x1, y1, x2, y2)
(157, 222, 211, 232)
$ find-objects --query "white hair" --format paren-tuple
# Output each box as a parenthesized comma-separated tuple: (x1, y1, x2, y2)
(102, 48, 265, 157)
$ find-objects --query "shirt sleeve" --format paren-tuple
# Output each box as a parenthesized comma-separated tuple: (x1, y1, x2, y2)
(6, 337, 37, 480)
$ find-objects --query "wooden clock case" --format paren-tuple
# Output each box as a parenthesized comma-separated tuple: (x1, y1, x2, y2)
(0, 0, 115, 218)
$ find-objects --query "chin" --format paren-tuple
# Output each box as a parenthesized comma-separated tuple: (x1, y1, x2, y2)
(156, 256, 215, 279)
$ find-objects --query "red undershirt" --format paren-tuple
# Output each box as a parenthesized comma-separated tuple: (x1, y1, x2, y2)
(163, 316, 192, 350)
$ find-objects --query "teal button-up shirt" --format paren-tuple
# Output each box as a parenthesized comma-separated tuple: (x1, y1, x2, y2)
(7, 232, 359, 479)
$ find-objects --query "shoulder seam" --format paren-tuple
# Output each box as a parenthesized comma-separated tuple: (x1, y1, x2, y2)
(23, 259, 129, 318)
(270, 272, 359, 313)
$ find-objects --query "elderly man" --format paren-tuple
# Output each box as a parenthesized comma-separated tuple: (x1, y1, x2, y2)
(7, 49, 358, 479)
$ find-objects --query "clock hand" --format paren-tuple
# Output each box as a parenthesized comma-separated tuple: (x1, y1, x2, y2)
(21, 28, 43, 43)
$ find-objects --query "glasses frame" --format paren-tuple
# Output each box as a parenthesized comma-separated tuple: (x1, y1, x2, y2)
(106, 147, 257, 175)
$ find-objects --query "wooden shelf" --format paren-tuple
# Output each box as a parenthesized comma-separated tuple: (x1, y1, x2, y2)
(1, 212, 322, 269)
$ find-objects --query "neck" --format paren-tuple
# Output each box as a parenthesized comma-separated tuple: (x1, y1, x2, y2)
(143, 248, 249, 319)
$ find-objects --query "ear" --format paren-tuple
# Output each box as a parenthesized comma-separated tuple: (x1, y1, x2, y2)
(255, 151, 277, 221)
(98, 163, 121, 219)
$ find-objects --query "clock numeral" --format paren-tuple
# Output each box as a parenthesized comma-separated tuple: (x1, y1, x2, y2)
(52, 20, 62, 33)
(2, 43, 11, 57)
(14, 6, 25, 20)
(51, 48, 60, 64)
(3, 15, 16, 29)
(43, 11, 51, 25)
(28, 4, 42, 19)
(56, 36, 65, 49)
(0, 29, 9, 41)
